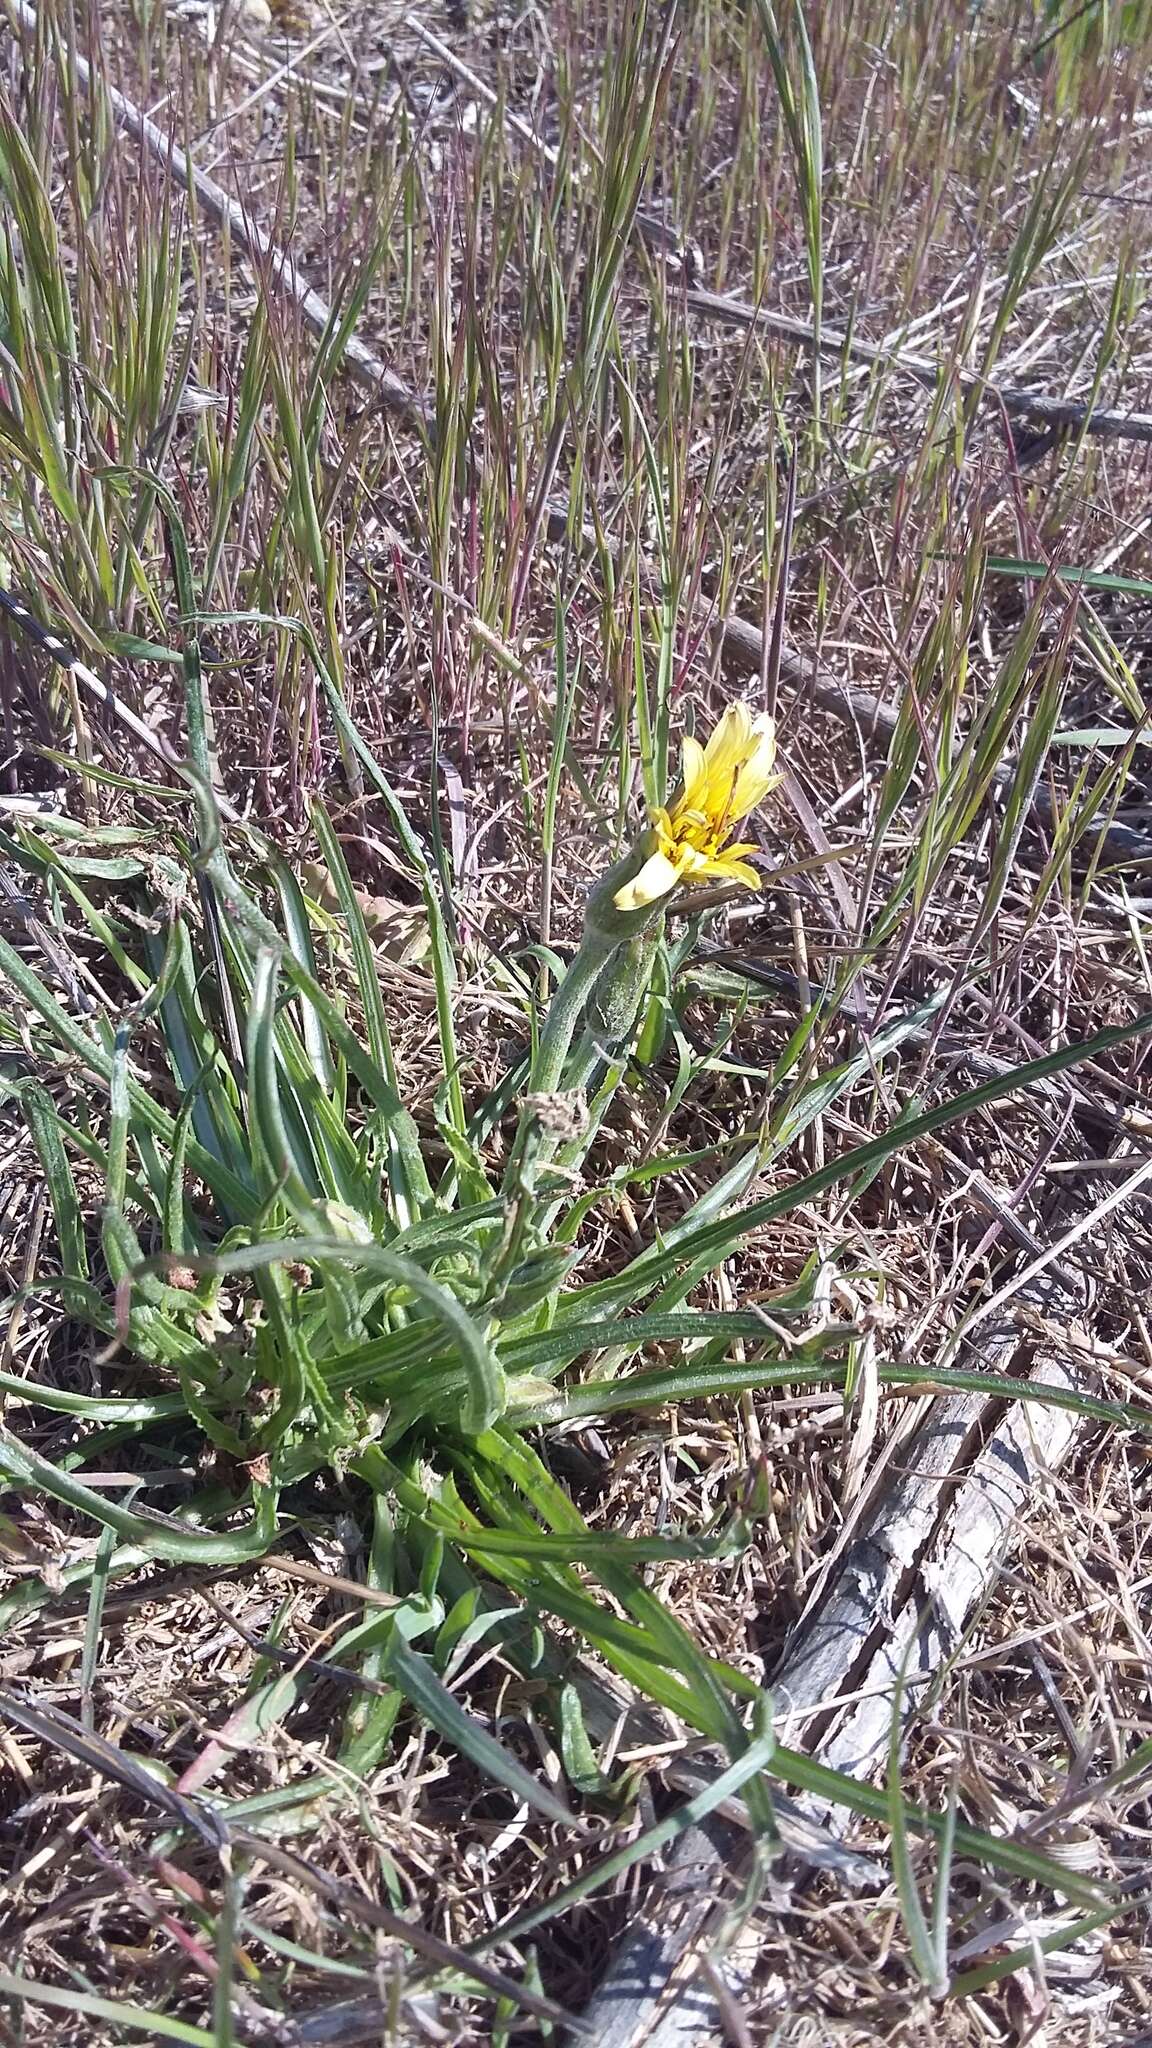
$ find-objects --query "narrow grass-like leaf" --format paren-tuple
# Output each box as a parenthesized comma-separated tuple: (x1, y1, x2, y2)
(306, 659, 483, 1194)
(569, 1007, 1152, 1312)
(309, 799, 430, 1218)
(888, 1639, 943, 1993)
(9, 1079, 88, 1279)
(0, 1977, 216, 2048)
(381, 1632, 573, 1826)
(767, 1741, 1107, 1904)
(79, 1518, 119, 1735)
(948, 1894, 1140, 1996)
(269, 855, 335, 1094)
(518, 1356, 1152, 1433)
(0, 1372, 187, 1422)
(471, 1720, 778, 1949)
(0, 929, 258, 1220)
(987, 556, 1152, 599)
(0, 1426, 277, 1563)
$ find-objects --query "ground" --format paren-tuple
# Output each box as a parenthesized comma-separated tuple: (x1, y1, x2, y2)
(2, 0, 1152, 2041)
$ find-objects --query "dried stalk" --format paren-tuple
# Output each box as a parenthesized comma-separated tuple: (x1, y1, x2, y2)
(683, 283, 1152, 442)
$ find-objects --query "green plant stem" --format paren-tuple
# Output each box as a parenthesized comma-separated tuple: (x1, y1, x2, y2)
(527, 929, 617, 1094)
(0, 1425, 277, 1563)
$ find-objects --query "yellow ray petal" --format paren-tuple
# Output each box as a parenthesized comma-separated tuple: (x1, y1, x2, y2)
(649, 805, 677, 851)
(702, 703, 753, 780)
(691, 709, 746, 810)
(729, 718, 778, 820)
(613, 848, 682, 912)
(624, 703, 779, 919)
(705, 853, 762, 889)
(679, 734, 706, 806)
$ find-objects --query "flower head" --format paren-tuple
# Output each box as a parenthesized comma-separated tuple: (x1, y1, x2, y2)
(612, 703, 779, 913)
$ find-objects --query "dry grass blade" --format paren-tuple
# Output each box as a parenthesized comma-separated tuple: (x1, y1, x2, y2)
(0, 1687, 582, 2033)
(229, 1832, 591, 2036)
(0, 591, 240, 817)
(4, 0, 429, 430)
(0, 1684, 229, 1851)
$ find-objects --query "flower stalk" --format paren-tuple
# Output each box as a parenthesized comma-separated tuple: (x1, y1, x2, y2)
(502, 700, 781, 1224)
(527, 704, 781, 1095)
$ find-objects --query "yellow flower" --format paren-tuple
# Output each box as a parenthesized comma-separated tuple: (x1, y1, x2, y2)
(613, 704, 780, 913)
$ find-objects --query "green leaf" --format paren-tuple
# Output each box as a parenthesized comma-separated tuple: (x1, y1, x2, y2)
(0, 927, 257, 1221)
(948, 1895, 1140, 1996)
(766, 1743, 1106, 1905)
(309, 800, 430, 1220)
(0, 1977, 216, 2047)
(153, 1236, 506, 1437)
(987, 555, 1152, 599)
(888, 1642, 945, 1994)
(101, 632, 184, 662)
(8, 1080, 88, 1279)
(381, 1633, 573, 1826)
(520, 1355, 1152, 1433)
(570, 1006, 1152, 1313)
(0, 1427, 277, 1564)
(471, 1718, 778, 1949)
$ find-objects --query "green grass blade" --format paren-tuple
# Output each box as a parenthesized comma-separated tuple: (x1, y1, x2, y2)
(0, 1976, 217, 2048)
(7, 1079, 88, 1278)
(987, 555, 1152, 599)
(519, 1356, 1152, 1433)
(571, 1006, 1152, 1311)
(888, 1641, 943, 1993)
(0, 928, 257, 1220)
(381, 1633, 573, 1826)
(471, 1720, 778, 1949)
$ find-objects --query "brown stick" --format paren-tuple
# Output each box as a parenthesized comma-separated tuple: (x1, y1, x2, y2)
(684, 283, 1152, 443)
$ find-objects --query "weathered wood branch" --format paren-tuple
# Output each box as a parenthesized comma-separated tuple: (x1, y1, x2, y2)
(684, 284, 1152, 443)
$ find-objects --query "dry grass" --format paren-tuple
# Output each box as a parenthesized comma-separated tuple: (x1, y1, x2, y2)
(3, 0, 1152, 2041)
